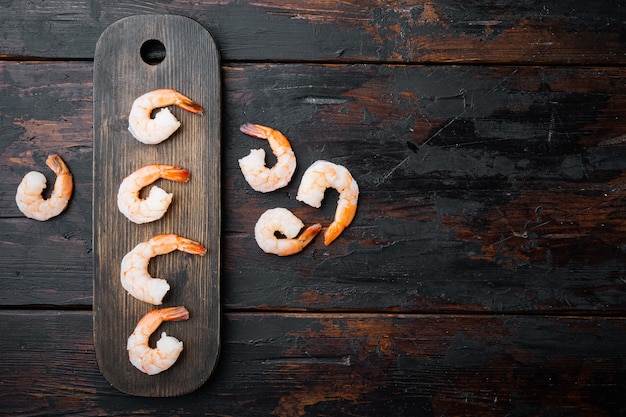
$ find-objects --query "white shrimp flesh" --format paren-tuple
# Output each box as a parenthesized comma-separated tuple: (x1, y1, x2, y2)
(127, 306, 189, 375)
(121, 234, 206, 305)
(128, 88, 203, 145)
(117, 164, 190, 224)
(15, 154, 73, 221)
(238, 123, 296, 192)
(296, 160, 358, 245)
(254, 207, 321, 256)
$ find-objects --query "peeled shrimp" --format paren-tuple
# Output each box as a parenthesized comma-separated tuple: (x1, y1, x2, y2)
(254, 207, 321, 256)
(128, 88, 203, 144)
(117, 164, 190, 224)
(127, 306, 189, 375)
(296, 160, 359, 245)
(238, 123, 296, 192)
(15, 154, 73, 221)
(121, 234, 206, 305)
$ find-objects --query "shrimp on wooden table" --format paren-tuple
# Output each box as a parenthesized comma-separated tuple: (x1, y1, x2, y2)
(254, 207, 321, 256)
(121, 234, 206, 305)
(128, 88, 203, 145)
(117, 164, 190, 224)
(15, 154, 73, 221)
(127, 306, 190, 375)
(238, 123, 296, 192)
(296, 160, 359, 245)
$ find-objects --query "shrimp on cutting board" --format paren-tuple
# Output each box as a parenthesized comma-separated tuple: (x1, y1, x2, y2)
(255, 207, 321, 256)
(238, 123, 296, 192)
(15, 154, 73, 221)
(127, 306, 189, 375)
(296, 160, 359, 245)
(117, 164, 190, 224)
(121, 234, 206, 305)
(128, 88, 203, 145)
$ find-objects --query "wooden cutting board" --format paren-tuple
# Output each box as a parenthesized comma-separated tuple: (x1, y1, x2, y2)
(93, 15, 221, 397)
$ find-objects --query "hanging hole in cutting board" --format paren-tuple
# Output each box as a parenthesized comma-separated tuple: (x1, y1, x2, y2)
(140, 39, 166, 65)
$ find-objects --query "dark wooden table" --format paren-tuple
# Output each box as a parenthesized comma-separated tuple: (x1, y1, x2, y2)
(2, 1, 626, 415)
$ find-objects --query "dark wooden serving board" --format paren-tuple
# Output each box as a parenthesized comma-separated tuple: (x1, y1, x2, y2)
(93, 15, 221, 397)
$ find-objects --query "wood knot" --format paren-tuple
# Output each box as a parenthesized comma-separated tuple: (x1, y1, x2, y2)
(379, 335, 393, 355)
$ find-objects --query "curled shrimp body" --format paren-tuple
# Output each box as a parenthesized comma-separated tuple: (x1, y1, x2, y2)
(238, 123, 296, 192)
(121, 234, 206, 305)
(128, 88, 203, 144)
(15, 154, 73, 221)
(127, 306, 189, 375)
(117, 164, 190, 224)
(255, 208, 321, 256)
(296, 160, 359, 245)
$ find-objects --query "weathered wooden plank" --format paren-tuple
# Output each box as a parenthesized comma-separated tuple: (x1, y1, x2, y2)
(1, 310, 625, 416)
(0, 0, 624, 65)
(0, 61, 93, 306)
(0, 61, 93, 214)
(2, 62, 626, 312)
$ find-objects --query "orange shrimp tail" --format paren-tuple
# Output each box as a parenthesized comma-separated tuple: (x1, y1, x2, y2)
(299, 223, 322, 246)
(46, 154, 74, 199)
(239, 123, 268, 138)
(159, 306, 190, 322)
(46, 154, 71, 175)
(240, 123, 292, 149)
(324, 222, 347, 246)
(176, 95, 204, 114)
(325, 199, 357, 245)
(177, 238, 207, 256)
(162, 166, 191, 183)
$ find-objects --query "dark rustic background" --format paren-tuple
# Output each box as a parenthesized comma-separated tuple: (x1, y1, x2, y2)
(1, 1, 626, 416)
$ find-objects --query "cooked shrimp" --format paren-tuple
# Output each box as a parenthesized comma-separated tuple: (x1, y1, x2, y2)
(254, 207, 321, 256)
(117, 164, 190, 224)
(15, 154, 73, 221)
(127, 306, 189, 375)
(128, 88, 203, 144)
(238, 123, 296, 192)
(296, 160, 359, 245)
(121, 234, 206, 305)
